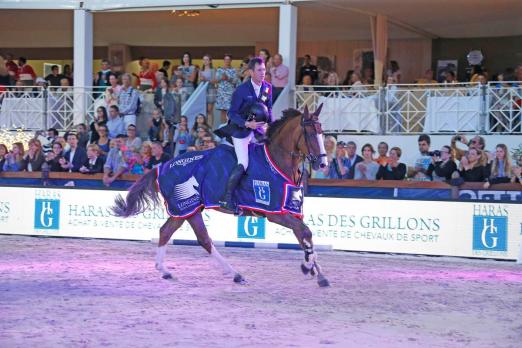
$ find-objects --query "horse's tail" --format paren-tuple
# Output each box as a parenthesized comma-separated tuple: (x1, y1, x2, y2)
(111, 169, 160, 218)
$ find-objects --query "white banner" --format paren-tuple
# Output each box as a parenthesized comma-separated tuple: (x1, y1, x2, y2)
(1, 187, 521, 260)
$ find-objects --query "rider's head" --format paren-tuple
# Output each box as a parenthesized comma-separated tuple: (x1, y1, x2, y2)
(248, 57, 266, 85)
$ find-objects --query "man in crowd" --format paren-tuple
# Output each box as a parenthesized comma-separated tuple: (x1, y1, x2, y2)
(76, 124, 90, 149)
(94, 59, 113, 88)
(410, 134, 432, 180)
(146, 142, 170, 170)
(107, 105, 125, 139)
(270, 53, 289, 102)
(118, 73, 140, 128)
(345, 141, 363, 179)
(451, 134, 492, 166)
(376, 141, 389, 166)
(298, 54, 318, 84)
(45, 65, 65, 87)
(103, 135, 128, 186)
(60, 133, 88, 172)
(159, 60, 171, 80)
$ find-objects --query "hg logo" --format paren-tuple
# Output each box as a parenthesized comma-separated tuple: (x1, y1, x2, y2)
(34, 199, 60, 230)
(237, 216, 266, 239)
(472, 215, 507, 251)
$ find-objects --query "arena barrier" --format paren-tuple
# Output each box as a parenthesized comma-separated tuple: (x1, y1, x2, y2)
(1, 185, 521, 261)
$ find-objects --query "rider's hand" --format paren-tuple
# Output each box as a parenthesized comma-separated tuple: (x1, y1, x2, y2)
(245, 120, 262, 129)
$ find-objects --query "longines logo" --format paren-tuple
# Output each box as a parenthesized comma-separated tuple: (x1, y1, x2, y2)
(169, 155, 204, 168)
(34, 199, 60, 230)
(472, 204, 508, 252)
(237, 216, 266, 239)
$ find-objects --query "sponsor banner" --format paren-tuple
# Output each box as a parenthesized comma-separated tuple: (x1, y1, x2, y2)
(0, 187, 521, 260)
(459, 189, 522, 202)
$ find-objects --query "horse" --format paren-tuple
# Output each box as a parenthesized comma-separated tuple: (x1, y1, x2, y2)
(111, 105, 331, 287)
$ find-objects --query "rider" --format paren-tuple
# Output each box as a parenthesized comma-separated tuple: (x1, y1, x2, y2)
(218, 56, 273, 212)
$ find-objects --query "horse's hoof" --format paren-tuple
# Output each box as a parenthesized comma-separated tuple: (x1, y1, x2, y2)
(233, 273, 246, 284)
(162, 273, 174, 280)
(317, 276, 330, 288)
(301, 263, 311, 275)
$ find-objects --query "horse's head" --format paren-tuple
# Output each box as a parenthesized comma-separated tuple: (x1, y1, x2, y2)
(299, 104, 328, 171)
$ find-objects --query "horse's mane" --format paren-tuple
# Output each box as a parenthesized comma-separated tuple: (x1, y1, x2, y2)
(266, 108, 302, 143)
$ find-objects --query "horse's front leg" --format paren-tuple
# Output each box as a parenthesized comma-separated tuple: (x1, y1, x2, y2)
(267, 214, 330, 287)
(156, 217, 185, 280)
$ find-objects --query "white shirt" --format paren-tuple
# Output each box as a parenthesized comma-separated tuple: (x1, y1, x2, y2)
(251, 79, 262, 98)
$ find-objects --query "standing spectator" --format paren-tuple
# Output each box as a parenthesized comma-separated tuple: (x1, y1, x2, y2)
(17, 57, 36, 86)
(3, 142, 24, 172)
(154, 77, 177, 125)
(60, 133, 88, 172)
(4, 53, 18, 84)
(199, 54, 218, 127)
(299, 54, 318, 84)
(137, 58, 156, 92)
(258, 48, 272, 70)
(79, 144, 104, 174)
(410, 134, 432, 180)
(148, 109, 164, 142)
(146, 142, 170, 170)
(345, 141, 363, 179)
(328, 141, 350, 179)
(45, 142, 65, 172)
(90, 106, 108, 143)
(376, 147, 406, 180)
(171, 77, 189, 122)
(0, 144, 8, 172)
(103, 135, 128, 186)
(45, 65, 65, 87)
(270, 53, 289, 102)
(118, 73, 140, 129)
(216, 54, 239, 123)
(159, 60, 171, 80)
(459, 148, 489, 182)
(311, 135, 336, 179)
(22, 138, 45, 172)
(426, 145, 457, 182)
(106, 105, 125, 139)
(386, 60, 402, 83)
(94, 59, 112, 88)
(354, 143, 379, 180)
(76, 124, 89, 149)
(376, 141, 390, 166)
(104, 74, 121, 108)
(173, 122, 191, 157)
(239, 55, 253, 82)
(125, 124, 142, 152)
(175, 53, 197, 95)
(63, 64, 73, 85)
(94, 124, 111, 155)
(484, 144, 513, 187)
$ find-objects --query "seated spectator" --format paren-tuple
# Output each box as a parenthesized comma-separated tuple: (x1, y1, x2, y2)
(173, 122, 191, 157)
(191, 114, 212, 139)
(3, 142, 25, 172)
(376, 147, 406, 180)
(410, 134, 432, 180)
(107, 105, 125, 139)
(103, 135, 128, 186)
(327, 141, 350, 179)
(90, 106, 108, 143)
(354, 143, 379, 180)
(0, 144, 8, 172)
(45, 141, 65, 172)
(426, 145, 457, 182)
(125, 124, 142, 152)
(22, 138, 45, 172)
(79, 144, 104, 174)
(375, 141, 390, 166)
(60, 133, 88, 172)
(148, 109, 164, 142)
(140, 143, 152, 171)
(39, 128, 59, 155)
(484, 144, 513, 187)
(345, 141, 363, 179)
(451, 134, 492, 166)
(459, 148, 490, 182)
(193, 128, 212, 149)
(311, 135, 336, 179)
(127, 151, 145, 175)
(94, 124, 111, 155)
(511, 166, 522, 185)
(76, 123, 89, 149)
(146, 142, 170, 170)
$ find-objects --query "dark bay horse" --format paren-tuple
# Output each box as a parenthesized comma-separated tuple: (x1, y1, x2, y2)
(112, 105, 330, 287)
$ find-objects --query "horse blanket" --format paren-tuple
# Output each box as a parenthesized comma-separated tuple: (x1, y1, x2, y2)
(156, 144, 304, 219)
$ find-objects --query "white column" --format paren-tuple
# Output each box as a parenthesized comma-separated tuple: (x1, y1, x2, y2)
(73, 9, 93, 126)
(274, 4, 297, 117)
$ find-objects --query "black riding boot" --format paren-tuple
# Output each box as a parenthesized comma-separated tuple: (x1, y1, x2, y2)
(220, 164, 246, 213)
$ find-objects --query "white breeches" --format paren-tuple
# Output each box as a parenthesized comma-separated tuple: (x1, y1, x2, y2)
(232, 132, 254, 169)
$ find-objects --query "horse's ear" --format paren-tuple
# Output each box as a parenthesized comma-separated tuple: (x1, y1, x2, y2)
(303, 104, 310, 119)
(313, 103, 324, 118)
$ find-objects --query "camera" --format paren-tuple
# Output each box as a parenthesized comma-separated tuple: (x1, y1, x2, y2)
(428, 150, 441, 157)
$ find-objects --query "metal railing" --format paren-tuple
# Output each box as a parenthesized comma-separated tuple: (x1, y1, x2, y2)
(486, 81, 522, 133)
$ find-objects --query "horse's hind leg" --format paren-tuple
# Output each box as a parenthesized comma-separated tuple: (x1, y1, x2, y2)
(187, 212, 246, 284)
(156, 217, 185, 280)
(267, 214, 330, 287)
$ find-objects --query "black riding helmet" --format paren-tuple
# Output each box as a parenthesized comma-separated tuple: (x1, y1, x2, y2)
(247, 102, 269, 123)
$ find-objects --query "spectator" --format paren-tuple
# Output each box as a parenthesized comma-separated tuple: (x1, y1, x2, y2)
(443, 71, 458, 84)
(327, 141, 351, 179)
(216, 54, 239, 123)
(238, 55, 253, 82)
(410, 134, 432, 180)
(76, 123, 89, 149)
(174, 52, 197, 95)
(173, 122, 191, 157)
(311, 135, 336, 179)
(299, 54, 318, 84)
(107, 105, 125, 139)
(17, 57, 36, 86)
(376, 141, 390, 166)
(191, 114, 212, 139)
(386, 60, 401, 83)
(22, 138, 45, 172)
(154, 77, 177, 126)
(118, 73, 140, 129)
(45, 141, 65, 172)
(104, 73, 121, 107)
(415, 69, 437, 84)
(193, 128, 211, 149)
(171, 77, 189, 122)
(350, 72, 365, 92)
(40, 128, 59, 155)
(103, 135, 128, 186)
(94, 59, 112, 88)
(79, 144, 104, 174)
(140, 143, 152, 170)
(60, 133, 88, 172)
(376, 147, 406, 180)
(127, 151, 145, 175)
(2, 142, 24, 172)
(345, 141, 363, 179)
(125, 124, 142, 152)
(159, 60, 171, 80)
(148, 109, 164, 142)
(426, 145, 457, 182)
(45, 65, 65, 87)
(270, 53, 289, 102)
(136, 58, 156, 92)
(12, 80, 27, 97)
(94, 124, 111, 155)
(146, 142, 170, 170)
(0, 54, 10, 88)
(354, 143, 379, 180)
(362, 67, 374, 85)
(484, 144, 513, 187)
(259, 48, 272, 70)
(4, 53, 18, 84)
(199, 54, 218, 127)
(451, 134, 491, 166)
(459, 148, 489, 182)
(63, 64, 73, 85)
(0, 144, 8, 172)
(90, 106, 108, 143)
(342, 70, 354, 86)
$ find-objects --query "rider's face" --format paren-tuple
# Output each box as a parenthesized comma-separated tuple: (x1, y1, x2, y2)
(250, 62, 266, 84)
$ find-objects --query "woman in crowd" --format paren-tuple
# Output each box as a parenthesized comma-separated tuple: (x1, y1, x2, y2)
(484, 144, 513, 187)
(199, 54, 218, 128)
(79, 144, 104, 174)
(3, 142, 25, 172)
(259, 48, 272, 69)
(90, 106, 108, 143)
(387, 60, 402, 84)
(350, 72, 366, 92)
(22, 138, 45, 172)
(376, 146, 406, 180)
(174, 52, 197, 95)
(94, 124, 111, 156)
(311, 135, 336, 179)
(45, 141, 65, 172)
(327, 141, 350, 179)
(216, 54, 239, 123)
(191, 114, 212, 139)
(426, 145, 457, 182)
(0, 144, 8, 172)
(154, 77, 177, 125)
(104, 73, 121, 108)
(342, 70, 354, 86)
(459, 148, 490, 182)
(354, 143, 380, 180)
